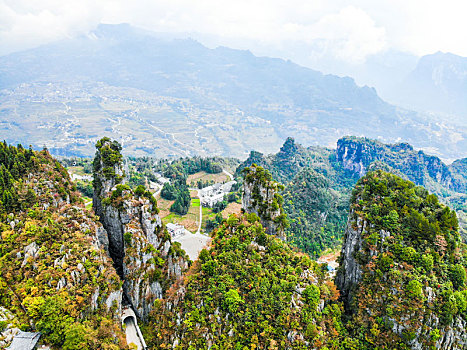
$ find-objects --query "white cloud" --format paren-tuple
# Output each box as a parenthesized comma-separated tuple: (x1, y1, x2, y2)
(0, 0, 466, 61)
(388, 0, 467, 56)
(287, 6, 387, 64)
(0, 0, 102, 54)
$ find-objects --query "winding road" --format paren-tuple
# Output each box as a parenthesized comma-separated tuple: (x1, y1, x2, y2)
(223, 169, 234, 181)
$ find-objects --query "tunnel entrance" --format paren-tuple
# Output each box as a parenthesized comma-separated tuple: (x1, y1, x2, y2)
(122, 306, 147, 350)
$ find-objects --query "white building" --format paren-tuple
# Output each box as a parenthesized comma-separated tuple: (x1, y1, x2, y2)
(153, 171, 170, 185)
(70, 173, 92, 181)
(199, 181, 236, 207)
(166, 223, 191, 238)
(157, 177, 170, 185)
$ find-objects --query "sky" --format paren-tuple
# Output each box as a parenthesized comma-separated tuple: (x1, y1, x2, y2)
(1, 0, 467, 66)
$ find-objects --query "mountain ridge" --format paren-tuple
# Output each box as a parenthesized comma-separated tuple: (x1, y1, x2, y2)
(387, 51, 467, 123)
(0, 23, 465, 160)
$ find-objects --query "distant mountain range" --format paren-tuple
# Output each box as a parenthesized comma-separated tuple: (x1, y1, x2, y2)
(304, 49, 467, 126)
(386, 52, 467, 124)
(0, 23, 465, 159)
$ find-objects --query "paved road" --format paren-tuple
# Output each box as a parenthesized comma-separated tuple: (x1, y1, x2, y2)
(153, 183, 162, 197)
(125, 317, 144, 350)
(172, 231, 210, 260)
(197, 190, 203, 234)
(223, 169, 234, 181)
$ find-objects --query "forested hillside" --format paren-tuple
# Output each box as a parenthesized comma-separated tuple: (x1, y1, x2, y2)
(0, 143, 126, 349)
(1, 139, 466, 349)
(337, 171, 467, 349)
(143, 163, 467, 349)
(144, 168, 345, 349)
(238, 136, 467, 256)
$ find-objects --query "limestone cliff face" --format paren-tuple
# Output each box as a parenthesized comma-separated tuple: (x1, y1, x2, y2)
(242, 165, 287, 240)
(337, 138, 375, 177)
(337, 207, 467, 349)
(93, 138, 188, 319)
(337, 171, 467, 349)
(336, 136, 465, 192)
(334, 210, 365, 310)
(19, 150, 123, 317)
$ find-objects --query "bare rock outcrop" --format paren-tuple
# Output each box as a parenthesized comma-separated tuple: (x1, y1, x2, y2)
(93, 137, 188, 319)
(242, 164, 288, 240)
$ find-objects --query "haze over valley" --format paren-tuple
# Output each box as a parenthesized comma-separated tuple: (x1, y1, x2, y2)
(0, 24, 465, 160)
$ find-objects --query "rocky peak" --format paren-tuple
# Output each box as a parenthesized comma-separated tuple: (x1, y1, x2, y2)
(336, 136, 379, 177)
(449, 158, 467, 191)
(0, 142, 126, 348)
(334, 208, 365, 311)
(336, 171, 467, 349)
(278, 137, 298, 159)
(241, 164, 288, 240)
(92, 137, 125, 194)
(92, 138, 188, 319)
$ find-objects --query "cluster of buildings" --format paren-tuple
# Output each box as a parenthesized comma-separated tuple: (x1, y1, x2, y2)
(199, 181, 236, 207)
(149, 172, 171, 191)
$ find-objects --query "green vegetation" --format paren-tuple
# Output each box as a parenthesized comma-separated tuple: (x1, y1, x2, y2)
(0, 142, 39, 215)
(342, 171, 467, 349)
(76, 180, 93, 198)
(145, 213, 344, 349)
(161, 178, 191, 215)
(161, 182, 177, 200)
(283, 168, 348, 257)
(170, 188, 191, 215)
(92, 137, 124, 191)
(242, 165, 288, 234)
(238, 136, 467, 257)
(0, 143, 125, 349)
(204, 212, 224, 232)
(60, 158, 93, 174)
(212, 198, 228, 213)
(3, 138, 466, 349)
(167, 156, 223, 175)
(237, 138, 357, 255)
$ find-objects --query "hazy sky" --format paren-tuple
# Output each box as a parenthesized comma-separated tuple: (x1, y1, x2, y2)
(1, 0, 467, 64)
